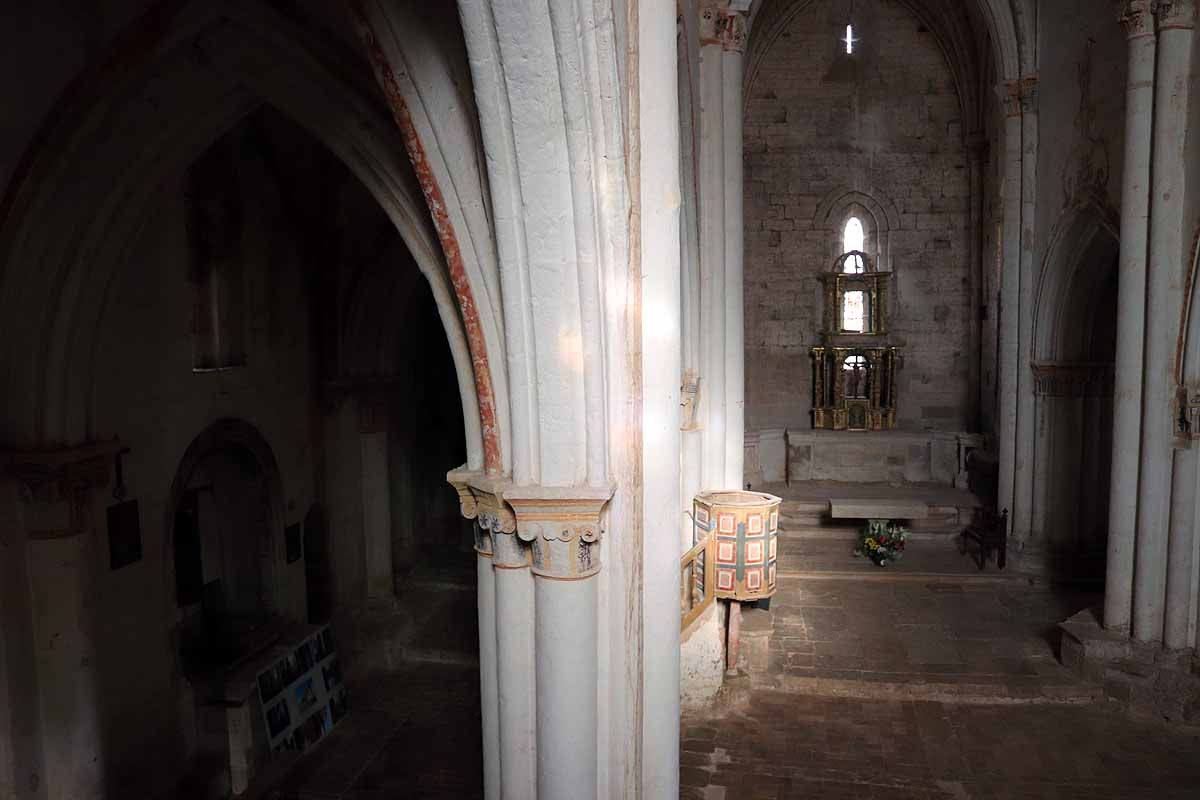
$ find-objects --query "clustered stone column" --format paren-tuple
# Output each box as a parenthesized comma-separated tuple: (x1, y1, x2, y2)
(996, 71, 1039, 558)
(1, 444, 121, 800)
(697, 0, 747, 493)
(449, 471, 613, 799)
(1104, 0, 1196, 646)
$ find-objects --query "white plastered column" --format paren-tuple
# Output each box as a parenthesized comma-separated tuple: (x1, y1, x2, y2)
(448, 473, 536, 799)
(698, 2, 747, 494)
(505, 487, 613, 800)
(1106, 0, 1157, 633)
(1135, 0, 1195, 645)
(641, 0, 683, 793)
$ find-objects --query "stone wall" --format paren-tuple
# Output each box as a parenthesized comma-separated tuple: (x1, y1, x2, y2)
(744, 0, 971, 435)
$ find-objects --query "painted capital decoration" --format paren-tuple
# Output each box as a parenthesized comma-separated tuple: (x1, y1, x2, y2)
(447, 471, 615, 577)
(1001, 76, 1039, 117)
(504, 485, 615, 580)
(693, 491, 781, 602)
(1118, 0, 1156, 37)
(699, 1, 747, 52)
(447, 469, 516, 561)
(1157, 0, 1198, 29)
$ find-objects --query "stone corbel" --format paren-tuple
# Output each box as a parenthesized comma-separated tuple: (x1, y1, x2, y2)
(1157, 0, 1198, 30)
(503, 485, 615, 580)
(1119, 0, 1156, 38)
(447, 468, 517, 561)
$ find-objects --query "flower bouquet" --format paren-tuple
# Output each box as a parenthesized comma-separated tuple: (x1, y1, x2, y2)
(855, 519, 907, 567)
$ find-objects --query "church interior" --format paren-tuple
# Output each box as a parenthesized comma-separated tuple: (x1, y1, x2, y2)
(2, 1, 1200, 798)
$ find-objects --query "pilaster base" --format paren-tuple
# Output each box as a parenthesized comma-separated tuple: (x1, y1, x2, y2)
(1059, 608, 1200, 725)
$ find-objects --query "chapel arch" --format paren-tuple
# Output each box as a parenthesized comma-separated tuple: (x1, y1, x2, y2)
(164, 419, 287, 664)
(0, 0, 504, 477)
(1029, 204, 1120, 579)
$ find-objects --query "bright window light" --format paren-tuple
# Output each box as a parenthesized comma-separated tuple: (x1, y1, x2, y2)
(845, 24, 855, 55)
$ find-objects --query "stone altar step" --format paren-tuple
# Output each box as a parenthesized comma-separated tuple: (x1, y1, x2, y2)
(737, 672, 1105, 707)
(780, 504, 967, 533)
(774, 536, 1031, 583)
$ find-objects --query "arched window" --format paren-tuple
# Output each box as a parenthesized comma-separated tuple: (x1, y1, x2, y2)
(842, 217, 865, 273)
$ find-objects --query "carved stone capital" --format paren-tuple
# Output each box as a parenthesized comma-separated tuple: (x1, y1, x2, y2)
(503, 485, 615, 579)
(1118, 0, 1156, 37)
(699, 1, 747, 52)
(1157, 0, 1198, 30)
(1, 440, 123, 532)
(447, 469, 518, 561)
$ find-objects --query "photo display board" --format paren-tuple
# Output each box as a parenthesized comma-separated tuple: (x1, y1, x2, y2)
(255, 625, 348, 754)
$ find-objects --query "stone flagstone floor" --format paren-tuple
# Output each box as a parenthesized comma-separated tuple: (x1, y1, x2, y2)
(681, 576, 1200, 799)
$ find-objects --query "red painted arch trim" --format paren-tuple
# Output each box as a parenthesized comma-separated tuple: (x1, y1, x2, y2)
(348, 2, 502, 474)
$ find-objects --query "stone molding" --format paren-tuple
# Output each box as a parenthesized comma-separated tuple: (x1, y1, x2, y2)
(699, 1, 747, 52)
(1118, 0, 1156, 38)
(1031, 362, 1115, 397)
(1000, 76, 1039, 117)
(1157, 0, 1198, 29)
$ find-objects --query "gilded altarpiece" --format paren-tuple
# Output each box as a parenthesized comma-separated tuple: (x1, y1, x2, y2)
(810, 254, 900, 431)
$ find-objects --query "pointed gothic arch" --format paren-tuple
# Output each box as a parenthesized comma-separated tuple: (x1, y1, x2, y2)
(0, 0, 506, 477)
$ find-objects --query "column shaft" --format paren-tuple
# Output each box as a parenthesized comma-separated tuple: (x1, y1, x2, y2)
(996, 110, 1023, 519)
(494, 538, 537, 799)
(477, 550, 501, 799)
(1135, 19, 1194, 643)
(1106, 6, 1156, 633)
(722, 46, 745, 491)
(699, 42, 728, 490)
(640, 0, 683, 794)
(1165, 450, 1196, 647)
(534, 576, 597, 798)
(1014, 88, 1039, 549)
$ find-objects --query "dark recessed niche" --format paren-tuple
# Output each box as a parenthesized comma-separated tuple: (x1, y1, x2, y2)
(108, 500, 143, 570)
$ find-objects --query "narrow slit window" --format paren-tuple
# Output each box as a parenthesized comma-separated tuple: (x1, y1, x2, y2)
(845, 24, 855, 55)
(843, 217, 865, 274)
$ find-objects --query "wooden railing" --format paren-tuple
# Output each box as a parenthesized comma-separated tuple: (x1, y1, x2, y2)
(680, 534, 714, 631)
